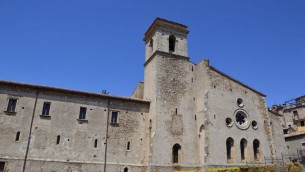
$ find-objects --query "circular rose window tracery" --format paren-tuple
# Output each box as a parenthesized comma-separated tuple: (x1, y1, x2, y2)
(234, 110, 250, 130)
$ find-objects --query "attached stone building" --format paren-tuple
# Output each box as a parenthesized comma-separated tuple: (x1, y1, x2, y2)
(0, 18, 287, 172)
(271, 95, 305, 163)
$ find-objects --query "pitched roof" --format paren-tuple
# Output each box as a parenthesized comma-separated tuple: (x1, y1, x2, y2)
(143, 17, 189, 42)
(0, 80, 150, 103)
(209, 65, 266, 97)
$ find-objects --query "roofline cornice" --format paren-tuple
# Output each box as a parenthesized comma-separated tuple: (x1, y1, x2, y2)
(143, 17, 189, 43)
(0, 80, 150, 103)
(209, 66, 266, 97)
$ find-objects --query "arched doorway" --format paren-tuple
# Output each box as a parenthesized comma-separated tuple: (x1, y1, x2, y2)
(172, 143, 181, 163)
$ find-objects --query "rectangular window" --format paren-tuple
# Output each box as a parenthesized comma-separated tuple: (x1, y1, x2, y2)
(0, 162, 5, 172)
(42, 102, 51, 116)
(302, 143, 305, 151)
(293, 110, 299, 120)
(79, 107, 87, 120)
(7, 98, 17, 112)
(15, 131, 20, 141)
(111, 111, 118, 123)
(56, 135, 60, 145)
(283, 129, 288, 134)
(301, 121, 305, 127)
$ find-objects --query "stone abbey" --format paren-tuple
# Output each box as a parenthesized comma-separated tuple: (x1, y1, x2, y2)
(0, 18, 287, 172)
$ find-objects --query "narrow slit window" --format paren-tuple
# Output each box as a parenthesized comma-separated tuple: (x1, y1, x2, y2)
(79, 107, 87, 120)
(94, 139, 98, 148)
(293, 110, 299, 119)
(56, 135, 60, 145)
(7, 98, 17, 112)
(127, 141, 130, 151)
(149, 119, 152, 132)
(111, 111, 118, 123)
(149, 39, 153, 51)
(42, 102, 51, 116)
(293, 110, 298, 116)
(15, 131, 20, 141)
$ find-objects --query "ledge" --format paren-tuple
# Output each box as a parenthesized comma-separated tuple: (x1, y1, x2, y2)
(77, 119, 88, 124)
(110, 122, 119, 127)
(4, 111, 17, 115)
(144, 50, 189, 67)
(39, 115, 51, 119)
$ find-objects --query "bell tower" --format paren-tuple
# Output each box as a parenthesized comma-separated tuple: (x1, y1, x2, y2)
(143, 18, 200, 171)
(143, 18, 189, 62)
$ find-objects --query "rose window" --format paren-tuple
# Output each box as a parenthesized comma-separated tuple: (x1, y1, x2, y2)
(234, 110, 250, 129)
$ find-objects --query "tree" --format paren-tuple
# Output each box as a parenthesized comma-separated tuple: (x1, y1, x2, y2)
(101, 89, 109, 95)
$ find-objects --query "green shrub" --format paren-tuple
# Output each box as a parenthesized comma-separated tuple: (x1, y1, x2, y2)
(285, 162, 304, 172)
(208, 165, 277, 172)
(208, 167, 240, 172)
(240, 165, 277, 172)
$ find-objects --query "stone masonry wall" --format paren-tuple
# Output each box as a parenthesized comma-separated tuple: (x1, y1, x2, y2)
(0, 83, 150, 172)
(202, 65, 272, 165)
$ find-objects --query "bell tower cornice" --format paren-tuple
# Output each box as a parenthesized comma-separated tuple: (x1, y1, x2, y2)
(143, 17, 189, 43)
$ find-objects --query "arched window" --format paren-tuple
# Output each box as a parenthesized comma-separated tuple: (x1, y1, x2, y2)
(169, 35, 176, 52)
(240, 138, 247, 162)
(226, 137, 234, 161)
(149, 39, 153, 50)
(253, 139, 260, 160)
(124, 167, 128, 172)
(172, 143, 181, 163)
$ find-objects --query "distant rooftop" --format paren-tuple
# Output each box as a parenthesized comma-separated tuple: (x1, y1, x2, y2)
(285, 130, 305, 138)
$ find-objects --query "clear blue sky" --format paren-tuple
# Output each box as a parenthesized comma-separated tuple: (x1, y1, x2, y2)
(0, 0, 304, 107)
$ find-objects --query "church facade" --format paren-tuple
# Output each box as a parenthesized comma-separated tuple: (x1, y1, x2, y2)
(0, 18, 286, 172)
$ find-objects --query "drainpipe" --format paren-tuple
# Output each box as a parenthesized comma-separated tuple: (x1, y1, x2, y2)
(103, 98, 110, 172)
(23, 90, 39, 172)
